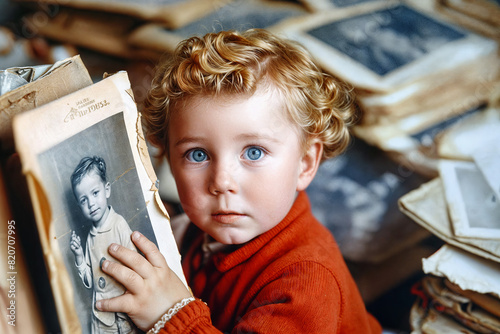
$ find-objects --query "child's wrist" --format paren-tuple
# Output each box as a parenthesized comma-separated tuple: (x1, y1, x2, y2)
(147, 297, 196, 334)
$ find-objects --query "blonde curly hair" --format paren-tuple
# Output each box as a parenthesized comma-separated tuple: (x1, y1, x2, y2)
(143, 29, 357, 162)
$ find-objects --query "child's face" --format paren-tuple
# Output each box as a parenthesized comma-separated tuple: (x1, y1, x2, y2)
(74, 171, 111, 224)
(168, 90, 314, 244)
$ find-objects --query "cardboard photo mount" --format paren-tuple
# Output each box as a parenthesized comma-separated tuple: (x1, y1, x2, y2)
(13, 71, 186, 333)
(439, 160, 500, 240)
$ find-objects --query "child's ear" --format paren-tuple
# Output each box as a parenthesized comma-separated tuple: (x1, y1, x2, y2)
(297, 139, 323, 192)
(105, 182, 111, 199)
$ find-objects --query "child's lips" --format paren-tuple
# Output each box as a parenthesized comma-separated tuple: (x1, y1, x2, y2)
(212, 211, 245, 224)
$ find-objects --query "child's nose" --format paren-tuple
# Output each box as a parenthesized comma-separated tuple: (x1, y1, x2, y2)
(208, 163, 238, 195)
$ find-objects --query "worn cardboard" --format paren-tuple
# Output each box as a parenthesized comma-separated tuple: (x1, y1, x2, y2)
(12, 71, 186, 333)
(0, 55, 93, 153)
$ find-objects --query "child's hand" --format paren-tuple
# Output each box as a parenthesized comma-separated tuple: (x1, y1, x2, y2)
(70, 230, 84, 265)
(96, 231, 192, 331)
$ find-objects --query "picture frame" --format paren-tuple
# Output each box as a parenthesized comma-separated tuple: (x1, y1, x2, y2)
(13, 71, 186, 333)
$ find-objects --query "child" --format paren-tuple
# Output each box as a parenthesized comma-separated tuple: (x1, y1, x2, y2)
(69, 156, 138, 333)
(96, 29, 382, 333)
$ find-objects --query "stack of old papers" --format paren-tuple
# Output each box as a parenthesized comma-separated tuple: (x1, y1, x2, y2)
(399, 102, 500, 332)
(281, 0, 499, 125)
(280, 0, 499, 177)
(410, 246, 500, 333)
(437, 0, 500, 40)
(15, 0, 307, 60)
(127, 0, 306, 54)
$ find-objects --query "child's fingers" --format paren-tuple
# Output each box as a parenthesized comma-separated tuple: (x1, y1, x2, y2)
(130, 231, 168, 268)
(101, 259, 144, 295)
(95, 292, 135, 314)
(107, 242, 155, 279)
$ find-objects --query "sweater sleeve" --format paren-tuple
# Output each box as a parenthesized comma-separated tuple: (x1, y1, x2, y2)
(159, 261, 380, 334)
(158, 299, 220, 334)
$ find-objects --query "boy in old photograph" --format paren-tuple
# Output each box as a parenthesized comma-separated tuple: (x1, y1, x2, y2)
(69, 156, 138, 333)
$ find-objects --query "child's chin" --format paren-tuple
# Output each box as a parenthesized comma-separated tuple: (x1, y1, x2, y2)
(217, 234, 253, 245)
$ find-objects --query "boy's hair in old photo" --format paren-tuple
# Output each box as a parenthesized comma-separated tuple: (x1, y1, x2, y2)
(71, 156, 108, 193)
(143, 29, 357, 161)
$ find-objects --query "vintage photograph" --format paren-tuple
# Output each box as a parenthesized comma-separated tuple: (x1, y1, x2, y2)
(12, 71, 186, 333)
(279, 1, 497, 94)
(305, 4, 465, 76)
(440, 160, 500, 240)
(473, 138, 500, 200)
(37, 112, 154, 333)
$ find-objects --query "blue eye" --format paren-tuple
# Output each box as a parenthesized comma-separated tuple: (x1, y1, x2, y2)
(244, 147, 263, 161)
(187, 149, 207, 162)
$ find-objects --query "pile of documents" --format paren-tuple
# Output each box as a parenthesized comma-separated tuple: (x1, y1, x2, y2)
(437, 0, 500, 40)
(13, 0, 307, 60)
(399, 99, 500, 332)
(280, 0, 500, 178)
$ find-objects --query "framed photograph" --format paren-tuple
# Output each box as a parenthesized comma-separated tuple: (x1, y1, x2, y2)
(280, 1, 497, 93)
(13, 71, 186, 333)
(439, 160, 500, 240)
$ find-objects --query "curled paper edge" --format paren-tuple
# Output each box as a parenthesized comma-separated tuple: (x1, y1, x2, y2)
(135, 111, 170, 219)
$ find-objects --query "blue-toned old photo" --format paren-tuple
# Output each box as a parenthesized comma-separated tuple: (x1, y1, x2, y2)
(307, 4, 466, 76)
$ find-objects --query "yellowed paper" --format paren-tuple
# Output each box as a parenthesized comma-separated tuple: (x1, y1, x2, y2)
(398, 178, 500, 262)
(13, 71, 186, 333)
(423, 245, 500, 298)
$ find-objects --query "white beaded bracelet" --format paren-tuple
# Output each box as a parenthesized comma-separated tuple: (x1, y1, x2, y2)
(147, 297, 196, 334)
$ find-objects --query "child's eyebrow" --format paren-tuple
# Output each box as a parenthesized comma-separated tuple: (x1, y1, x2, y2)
(236, 133, 282, 143)
(174, 136, 205, 147)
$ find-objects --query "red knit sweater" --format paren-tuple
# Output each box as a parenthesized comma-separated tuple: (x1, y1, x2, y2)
(161, 192, 381, 333)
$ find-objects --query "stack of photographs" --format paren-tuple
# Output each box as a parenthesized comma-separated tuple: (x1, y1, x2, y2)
(399, 104, 500, 331)
(127, 0, 307, 54)
(399, 102, 500, 260)
(279, 0, 499, 127)
(17, 0, 308, 60)
(437, 0, 500, 40)
(21, 7, 165, 61)
(410, 246, 500, 332)
(15, 0, 227, 29)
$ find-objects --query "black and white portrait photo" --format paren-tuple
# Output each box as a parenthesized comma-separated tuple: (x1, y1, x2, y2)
(37, 112, 156, 333)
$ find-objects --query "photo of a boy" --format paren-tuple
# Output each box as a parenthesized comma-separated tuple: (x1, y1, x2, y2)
(69, 156, 138, 333)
